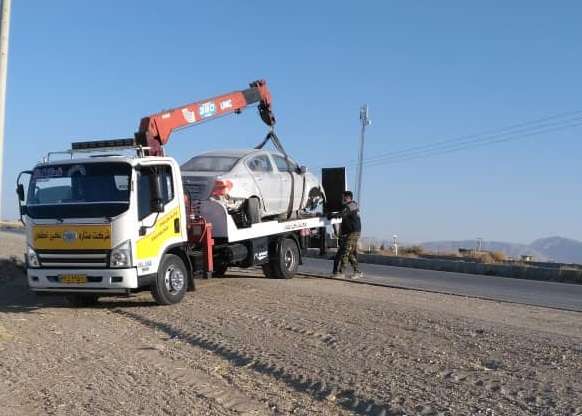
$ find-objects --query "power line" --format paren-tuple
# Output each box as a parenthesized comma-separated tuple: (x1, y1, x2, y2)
(346, 118, 582, 170)
(313, 110, 582, 171)
(357, 115, 582, 168)
(345, 111, 582, 168)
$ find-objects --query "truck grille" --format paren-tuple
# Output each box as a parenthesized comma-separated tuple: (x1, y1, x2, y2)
(37, 252, 109, 268)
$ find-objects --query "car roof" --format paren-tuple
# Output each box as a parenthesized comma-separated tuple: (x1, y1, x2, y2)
(190, 149, 257, 158)
(191, 149, 288, 159)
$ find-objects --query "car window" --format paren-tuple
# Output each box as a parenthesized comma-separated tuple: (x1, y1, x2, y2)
(181, 156, 240, 172)
(273, 155, 298, 173)
(247, 155, 273, 173)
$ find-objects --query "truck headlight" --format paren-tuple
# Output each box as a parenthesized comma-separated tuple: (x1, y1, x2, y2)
(110, 240, 132, 268)
(26, 246, 40, 268)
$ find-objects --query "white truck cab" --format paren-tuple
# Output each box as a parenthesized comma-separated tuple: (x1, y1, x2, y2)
(17, 146, 194, 305)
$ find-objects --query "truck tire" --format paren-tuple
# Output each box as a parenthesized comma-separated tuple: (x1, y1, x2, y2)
(213, 263, 228, 277)
(151, 254, 188, 305)
(246, 197, 261, 225)
(65, 294, 99, 307)
(268, 238, 300, 279)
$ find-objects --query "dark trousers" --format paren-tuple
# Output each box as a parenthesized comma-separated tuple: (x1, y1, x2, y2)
(333, 232, 360, 274)
(332, 235, 347, 274)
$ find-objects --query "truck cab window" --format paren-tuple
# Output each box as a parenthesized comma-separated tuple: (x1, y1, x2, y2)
(138, 165, 174, 220)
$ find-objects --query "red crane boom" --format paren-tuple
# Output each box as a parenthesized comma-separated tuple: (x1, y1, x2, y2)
(135, 80, 275, 156)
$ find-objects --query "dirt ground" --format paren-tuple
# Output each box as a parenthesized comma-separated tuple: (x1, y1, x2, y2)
(0, 232, 581, 416)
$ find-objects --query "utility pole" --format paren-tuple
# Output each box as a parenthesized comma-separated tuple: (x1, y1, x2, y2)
(476, 237, 483, 253)
(392, 234, 399, 256)
(0, 0, 11, 221)
(355, 104, 371, 206)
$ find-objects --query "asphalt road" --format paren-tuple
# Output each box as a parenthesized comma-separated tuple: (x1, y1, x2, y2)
(300, 257, 582, 312)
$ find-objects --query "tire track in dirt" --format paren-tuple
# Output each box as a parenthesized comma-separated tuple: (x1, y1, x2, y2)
(194, 297, 339, 349)
(114, 308, 396, 416)
(3, 264, 582, 415)
(132, 346, 269, 415)
(0, 301, 262, 415)
(182, 278, 582, 415)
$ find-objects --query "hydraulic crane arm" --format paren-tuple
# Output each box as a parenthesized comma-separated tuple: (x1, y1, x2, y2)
(136, 80, 275, 156)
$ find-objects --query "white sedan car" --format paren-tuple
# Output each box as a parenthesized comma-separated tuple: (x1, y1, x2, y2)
(181, 149, 324, 224)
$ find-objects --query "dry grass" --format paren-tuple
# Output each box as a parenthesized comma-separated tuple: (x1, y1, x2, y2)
(0, 220, 23, 229)
(490, 251, 506, 262)
(400, 245, 425, 256)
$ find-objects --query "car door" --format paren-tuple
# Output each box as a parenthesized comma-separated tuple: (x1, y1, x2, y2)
(245, 154, 281, 215)
(272, 154, 295, 211)
(272, 154, 301, 211)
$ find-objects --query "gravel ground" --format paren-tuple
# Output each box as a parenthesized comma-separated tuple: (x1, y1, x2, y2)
(0, 231, 25, 259)
(0, 232, 581, 415)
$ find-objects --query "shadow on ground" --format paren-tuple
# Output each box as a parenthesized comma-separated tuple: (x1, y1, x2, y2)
(0, 258, 159, 313)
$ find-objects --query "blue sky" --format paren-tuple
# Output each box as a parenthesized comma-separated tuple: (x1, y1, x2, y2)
(2, 1, 581, 243)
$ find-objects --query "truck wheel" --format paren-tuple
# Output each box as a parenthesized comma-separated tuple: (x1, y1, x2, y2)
(246, 197, 261, 225)
(65, 294, 99, 307)
(213, 263, 228, 277)
(269, 238, 300, 279)
(151, 254, 188, 305)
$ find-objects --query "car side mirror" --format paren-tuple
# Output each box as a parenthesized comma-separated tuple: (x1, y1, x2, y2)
(298, 165, 307, 175)
(16, 184, 25, 202)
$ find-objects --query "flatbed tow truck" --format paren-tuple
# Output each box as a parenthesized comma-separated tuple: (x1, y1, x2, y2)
(16, 80, 342, 306)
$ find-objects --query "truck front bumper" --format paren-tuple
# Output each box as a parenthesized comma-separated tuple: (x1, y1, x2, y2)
(27, 267, 139, 294)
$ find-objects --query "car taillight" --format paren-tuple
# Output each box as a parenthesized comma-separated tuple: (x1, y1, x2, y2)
(211, 179, 233, 197)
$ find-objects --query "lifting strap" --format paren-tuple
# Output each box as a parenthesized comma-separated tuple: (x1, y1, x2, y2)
(255, 129, 306, 220)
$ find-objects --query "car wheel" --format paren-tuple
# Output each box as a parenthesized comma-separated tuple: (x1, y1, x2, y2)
(65, 294, 100, 307)
(246, 197, 261, 224)
(151, 254, 188, 305)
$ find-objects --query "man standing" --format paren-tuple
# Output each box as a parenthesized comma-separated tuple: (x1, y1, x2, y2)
(332, 191, 363, 279)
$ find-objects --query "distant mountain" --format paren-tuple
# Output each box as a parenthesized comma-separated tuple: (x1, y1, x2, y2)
(420, 240, 547, 260)
(420, 236, 582, 264)
(530, 237, 582, 264)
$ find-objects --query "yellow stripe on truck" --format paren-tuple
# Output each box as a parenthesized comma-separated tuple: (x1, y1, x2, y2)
(32, 225, 112, 250)
(136, 207, 181, 260)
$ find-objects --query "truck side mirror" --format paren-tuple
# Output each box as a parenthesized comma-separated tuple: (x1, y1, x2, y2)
(151, 174, 165, 212)
(16, 170, 32, 225)
(16, 184, 25, 201)
(298, 165, 307, 175)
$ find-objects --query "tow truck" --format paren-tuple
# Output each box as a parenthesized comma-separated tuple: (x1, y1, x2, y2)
(16, 80, 343, 306)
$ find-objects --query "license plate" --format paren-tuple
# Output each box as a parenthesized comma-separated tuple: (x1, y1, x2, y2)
(59, 274, 88, 284)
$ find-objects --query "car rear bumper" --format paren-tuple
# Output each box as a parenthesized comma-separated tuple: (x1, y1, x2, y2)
(27, 267, 139, 293)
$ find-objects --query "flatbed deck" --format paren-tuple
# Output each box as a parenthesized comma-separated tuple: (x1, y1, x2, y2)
(198, 200, 341, 243)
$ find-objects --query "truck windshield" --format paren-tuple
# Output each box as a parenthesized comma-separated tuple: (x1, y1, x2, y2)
(26, 162, 131, 219)
(181, 156, 240, 172)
